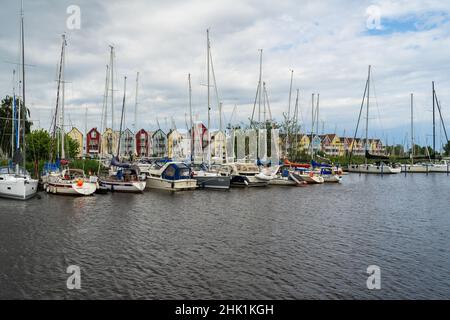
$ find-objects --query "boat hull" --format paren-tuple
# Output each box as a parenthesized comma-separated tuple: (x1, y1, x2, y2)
(291, 172, 324, 184)
(0, 177, 38, 200)
(99, 180, 146, 192)
(46, 182, 97, 196)
(230, 175, 269, 187)
(347, 164, 401, 174)
(146, 177, 197, 191)
(194, 175, 231, 189)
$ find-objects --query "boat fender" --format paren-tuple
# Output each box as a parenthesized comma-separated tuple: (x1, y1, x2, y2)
(309, 172, 314, 177)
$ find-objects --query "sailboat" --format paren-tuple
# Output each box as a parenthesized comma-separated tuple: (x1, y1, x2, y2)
(99, 76, 146, 192)
(45, 34, 97, 196)
(347, 65, 401, 174)
(0, 2, 38, 200)
(190, 29, 231, 189)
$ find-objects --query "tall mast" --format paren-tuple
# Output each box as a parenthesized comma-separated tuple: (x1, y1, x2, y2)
(12, 70, 16, 157)
(188, 73, 193, 162)
(316, 93, 320, 138)
(287, 69, 294, 123)
(20, 0, 26, 169)
(410, 93, 414, 164)
(311, 93, 315, 159)
(432, 81, 436, 158)
(285, 69, 293, 157)
(134, 71, 139, 132)
(60, 34, 67, 160)
(258, 49, 263, 126)
(365, 65, 371, 163)
(207, 29, 211, 167)
(109, 45, 115, 131)
(102, 64, 109, 134)
(117, 76, 127, 158)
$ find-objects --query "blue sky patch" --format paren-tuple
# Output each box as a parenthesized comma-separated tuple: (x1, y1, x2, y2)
(365, 11, 450, 36)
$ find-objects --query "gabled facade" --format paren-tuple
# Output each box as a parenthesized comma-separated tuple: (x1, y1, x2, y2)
(101, 128, 119, 156)
(67, 127, 83, 158)
(151, 129, 167, 157)
(86, 128, 101, 157)
(119, 128, 136, 158)
(135, 129, 149, 157)
(210, 130, 227, 163)
(167, 129, 189, 160)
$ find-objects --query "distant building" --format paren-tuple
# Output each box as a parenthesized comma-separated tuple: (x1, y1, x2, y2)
(167, 129, 189, 160)
(67, 127, 83, 158)
(151, 129, 167, 157)
(119, 128, 136, 158)
(86, 128, 101, 157)
(210, 130, 227, 163)
(101, 128, 119, 157)
(135, 129, 149, 157)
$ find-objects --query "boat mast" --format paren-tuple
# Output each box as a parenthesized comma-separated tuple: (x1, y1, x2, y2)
(432, 81, 436, 159)
(286, 69, 293, 158)
(207, 29, 211, 167)
(410, 93, 414, 164)
(133, 72, 139, 133)
(365, 65, 371, 164)
(11, 70, 16, 158)
(20, 0, 25, 170)
(116, 76, 127, 158)
(188, 73, 193, 162)
(60, 34, 67, 160)
(109, 45, 115, 131)
(310, 93, 315, 160)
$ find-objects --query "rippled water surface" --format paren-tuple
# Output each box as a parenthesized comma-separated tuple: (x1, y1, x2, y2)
(0, 173, 449, 299)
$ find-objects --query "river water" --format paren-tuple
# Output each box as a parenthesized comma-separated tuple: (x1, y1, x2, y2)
(0, 173, 449, 299)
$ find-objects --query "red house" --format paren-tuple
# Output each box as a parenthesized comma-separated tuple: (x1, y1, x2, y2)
(86, 127, 101, 157)
(135, 129, 149, 157)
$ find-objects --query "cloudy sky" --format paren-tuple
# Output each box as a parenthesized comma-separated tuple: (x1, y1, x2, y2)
(1, 0, 450, 148)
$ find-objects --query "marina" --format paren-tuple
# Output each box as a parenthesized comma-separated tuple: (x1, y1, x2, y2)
(0, 0, 450, 303)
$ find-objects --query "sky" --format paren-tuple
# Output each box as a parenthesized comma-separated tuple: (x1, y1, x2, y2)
(1, 0, 450, 148)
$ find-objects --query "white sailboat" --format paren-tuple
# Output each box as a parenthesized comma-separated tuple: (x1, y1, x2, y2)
(0, 2, 38, 200)
(189, 30, 231, 189)
(99, 76, 147, 192)
(45, 35, 96, 196)
(347, 65, 401, 174)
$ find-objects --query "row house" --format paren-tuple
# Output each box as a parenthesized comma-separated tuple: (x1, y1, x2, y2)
(67, 127, 83, 158)
(101, 128, 119, 157)
(167, 129, 190, 160)
(151, 129, 167, 157)
(135, 129, 150, 157)
(119, 128, 136, 158)
(86, 128, 101, 158)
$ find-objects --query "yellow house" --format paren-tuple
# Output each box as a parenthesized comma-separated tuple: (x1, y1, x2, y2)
(101, 128, 119, 156)
(319, 134, 341, 156)
(211, 131, 227, 163)
(167, 129, 187, 160)
(67, 127, 83, 158)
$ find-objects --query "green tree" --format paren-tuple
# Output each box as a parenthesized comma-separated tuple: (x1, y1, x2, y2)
(26, 129, 52, 161)
(0, 95, 32, 158)
(26, 130, 79, 161)
(443, 140, 450, 156)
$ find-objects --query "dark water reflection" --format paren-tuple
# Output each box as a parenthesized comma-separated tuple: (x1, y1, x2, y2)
(0, 173, 449, 299)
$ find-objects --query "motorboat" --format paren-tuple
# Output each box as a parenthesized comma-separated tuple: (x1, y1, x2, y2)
(146, 161, 197, 191)
(219, 163, 272, 187)
(191, 163, 231, 189)
(99, 165, 146, 192)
